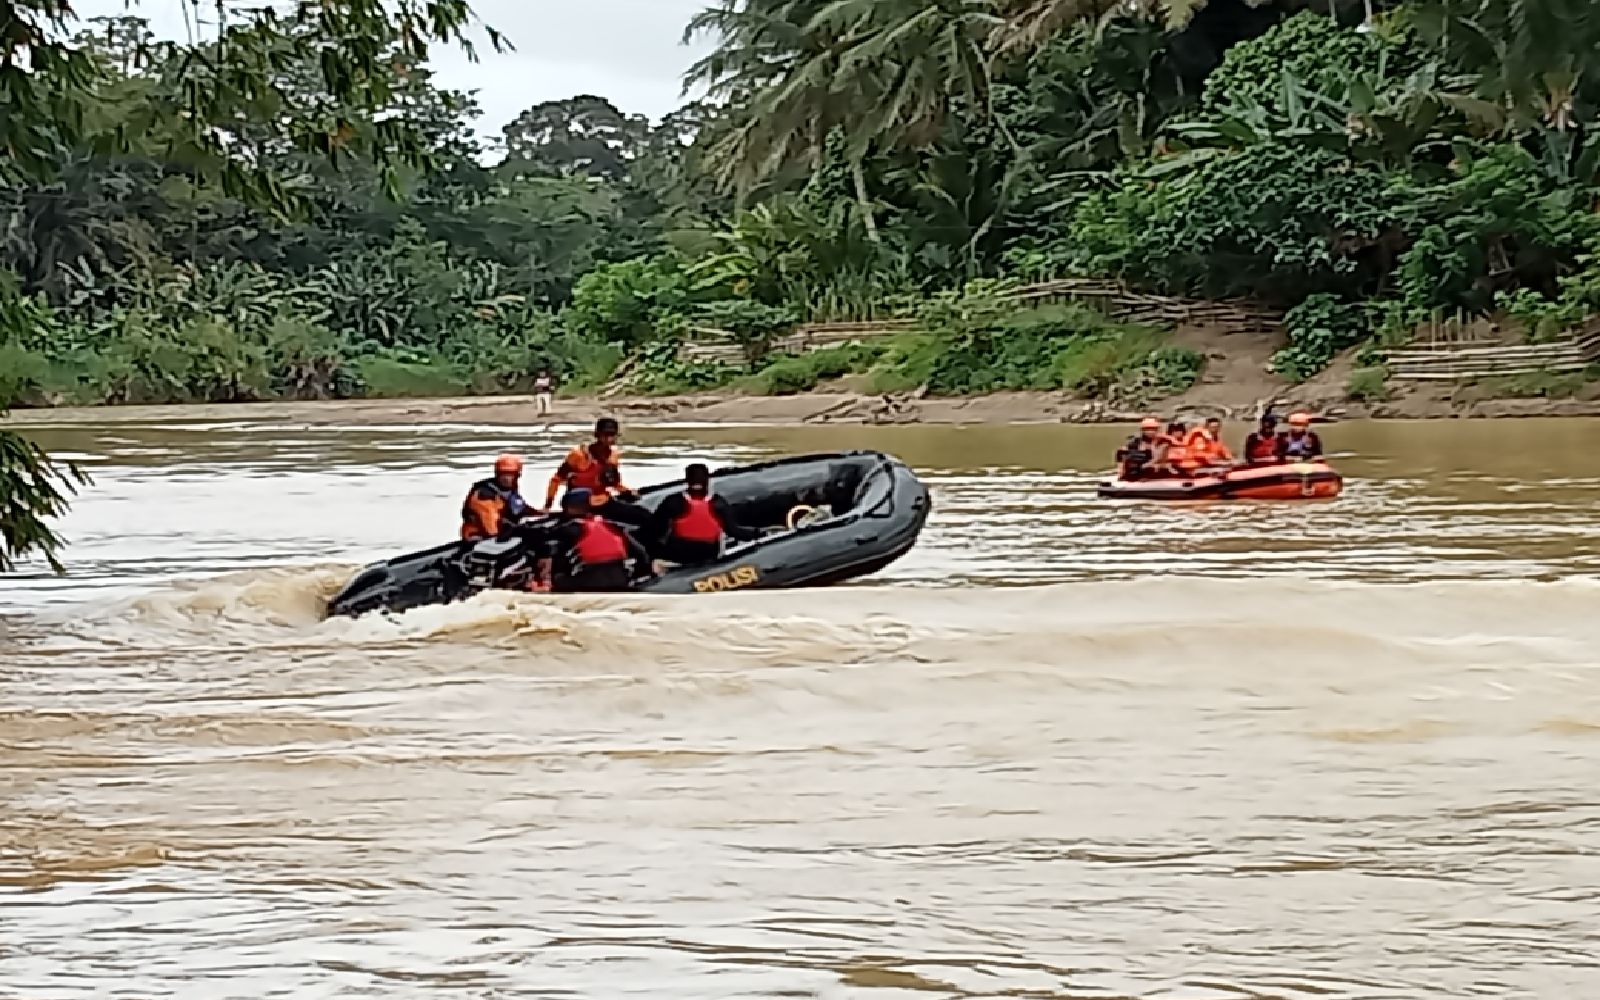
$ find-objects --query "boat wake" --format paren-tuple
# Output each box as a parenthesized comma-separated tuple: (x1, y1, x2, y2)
(25, 567, 1600, 681)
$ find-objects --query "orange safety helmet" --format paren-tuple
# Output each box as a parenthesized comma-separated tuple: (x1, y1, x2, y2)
(494, 453, 524, 475)
(1139, 417, 1162, 430)
(1286, 411, 1312, 427)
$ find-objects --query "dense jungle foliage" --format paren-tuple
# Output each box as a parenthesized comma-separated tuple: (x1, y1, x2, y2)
(7, 0, 1600, 566)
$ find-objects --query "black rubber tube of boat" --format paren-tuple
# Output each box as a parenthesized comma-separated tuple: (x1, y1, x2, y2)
(325, 450, 933, 617)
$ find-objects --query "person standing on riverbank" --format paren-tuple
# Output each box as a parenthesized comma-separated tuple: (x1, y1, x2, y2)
(532, 368, 556, 419)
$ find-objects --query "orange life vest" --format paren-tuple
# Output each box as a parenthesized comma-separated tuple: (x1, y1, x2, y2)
(460, 479, 524, 540)
(1164, 435, 1195, 471)
(672, 493, 722, 543)
(557, 445, 624, 504)
(574, 516, 627, 565)
(1185, 428, 1231, 467)
(1245, 432, 1280, 464)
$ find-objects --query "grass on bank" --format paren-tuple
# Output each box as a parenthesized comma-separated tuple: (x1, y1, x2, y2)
(1461, 366, 1600, 401)
(633, 304, 1206, 404)
(1345, 365, 1391, 402)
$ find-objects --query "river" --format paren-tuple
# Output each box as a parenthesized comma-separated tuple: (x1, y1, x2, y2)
(3, 411, 1600, 999)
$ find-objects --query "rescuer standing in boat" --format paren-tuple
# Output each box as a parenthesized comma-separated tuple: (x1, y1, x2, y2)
(539, 488, 653, 593)
(542, 418, 650, 528)
(460, 453, 529, 540)
(647, 463, 760, 567)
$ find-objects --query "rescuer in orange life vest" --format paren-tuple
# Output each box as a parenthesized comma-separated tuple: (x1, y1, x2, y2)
(1278, 411, 1325, 461)
(646, 463, 760, 567)
(1183, 416, 1235, 471)
(1163, 420, 1196, 474)
(1116, 417, 1169, 479)
(460, 453, 530, 540)
(542, 417, 651, 529)
(1242, 413, 1282, 466)
(539, 488, 652, 593)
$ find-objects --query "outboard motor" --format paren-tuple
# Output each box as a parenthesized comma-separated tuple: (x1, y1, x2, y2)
(457, 536, 536, 594)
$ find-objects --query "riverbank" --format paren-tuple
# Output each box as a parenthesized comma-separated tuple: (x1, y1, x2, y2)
(11, 307, 1600, 428)
(11, 378, 1600, 429)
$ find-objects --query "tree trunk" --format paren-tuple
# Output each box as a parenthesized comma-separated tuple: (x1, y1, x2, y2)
(851, 159, 880, 243)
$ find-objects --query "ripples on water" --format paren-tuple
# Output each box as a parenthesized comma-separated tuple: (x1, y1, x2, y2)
(12, 418, 1600, 604)
(4, 415, 1600, 998)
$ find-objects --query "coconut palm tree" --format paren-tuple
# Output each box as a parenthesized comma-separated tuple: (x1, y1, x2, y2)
(1409, 0, 1599, 130)
(684, 0, 1004, 239)
(683, 0, 844, 187)
(810, 0, 1004, 149)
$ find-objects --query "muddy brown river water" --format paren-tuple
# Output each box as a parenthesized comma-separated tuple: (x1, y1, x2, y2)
(4, 412, 1600, 999)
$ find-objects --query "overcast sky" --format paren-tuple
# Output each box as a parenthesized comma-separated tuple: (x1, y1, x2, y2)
(72, 0, 716, 139)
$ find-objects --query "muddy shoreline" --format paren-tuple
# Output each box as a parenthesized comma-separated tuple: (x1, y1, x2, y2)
(8, 384, 1600, 429)
(8, 320, 1596, 428)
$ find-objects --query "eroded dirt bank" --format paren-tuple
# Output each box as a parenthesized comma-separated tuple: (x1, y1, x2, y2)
(12, 382, 1600, 430)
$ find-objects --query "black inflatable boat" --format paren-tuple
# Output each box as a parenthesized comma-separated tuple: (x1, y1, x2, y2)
(325, 450, 932, 618)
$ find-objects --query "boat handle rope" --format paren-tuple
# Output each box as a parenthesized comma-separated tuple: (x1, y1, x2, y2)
(786, 504, 817, 531)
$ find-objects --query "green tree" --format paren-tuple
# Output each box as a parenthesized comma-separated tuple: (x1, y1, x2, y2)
(1410, 0, 1600, 129)
(685, 0, 877, 225)
(0, 0, 503, 572)
(501, 95, 651, 180)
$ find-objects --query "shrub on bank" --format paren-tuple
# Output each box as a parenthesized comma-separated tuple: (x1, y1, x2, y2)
(741, 341, 886, 395)
(918, 301, 1204, 402)
(0, 271, 622, 407)
(357, 357, 470, 398)
(1274, 294, 1371, 382)
(1465, 368, 1600, 401)
(624, 297, 1206, 405)
(1346, 366, 1391, 402)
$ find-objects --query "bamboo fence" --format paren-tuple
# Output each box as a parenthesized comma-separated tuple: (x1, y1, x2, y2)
(676, 279, 1283, 364)
(669, 278, 1600, 383)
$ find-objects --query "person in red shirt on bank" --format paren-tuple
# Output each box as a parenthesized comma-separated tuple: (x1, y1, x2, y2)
(647, 463, 760, 567)
(539, 488, 652, 593)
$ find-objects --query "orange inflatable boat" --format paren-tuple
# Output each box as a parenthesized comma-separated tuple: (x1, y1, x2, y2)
(1097, 461, 1344, 501)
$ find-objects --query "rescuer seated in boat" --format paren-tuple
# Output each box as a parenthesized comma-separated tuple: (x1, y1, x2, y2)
(542, 417, 650, 529)
(1242, 413, 1282, 466)
(539, 488, 653, 593)
(646, 462, 760, 568)
(1183, 416, 1235, 471)
(1163, 420, 1199, 475)
(1277, 411, 1324, 462)
(1115, 417, 1169, 479)
(460, 453, 530, 541)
